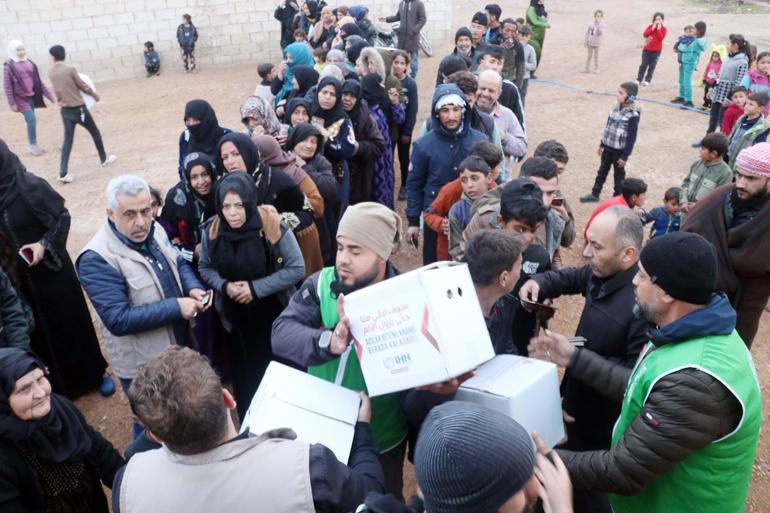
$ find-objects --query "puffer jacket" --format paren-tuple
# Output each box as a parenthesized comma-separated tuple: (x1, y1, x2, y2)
(558, 294, 743, 495)
(406, 83, 488, 226)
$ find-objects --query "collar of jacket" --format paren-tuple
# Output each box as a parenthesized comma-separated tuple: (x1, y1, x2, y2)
(108, 219, 155, 254)
(649, 293, 736, 347)
(588, 261, 638, 300)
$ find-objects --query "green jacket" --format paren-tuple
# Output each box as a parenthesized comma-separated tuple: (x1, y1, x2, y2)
(681, 158, 734, 203)
(727, 115, 770, 169)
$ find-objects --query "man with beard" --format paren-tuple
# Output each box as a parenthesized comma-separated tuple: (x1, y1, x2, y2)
(518, 205, 649, 513)
(273, 202, 422, 500)
(529, 232, 761, 513)
(682, 142, 770, 348)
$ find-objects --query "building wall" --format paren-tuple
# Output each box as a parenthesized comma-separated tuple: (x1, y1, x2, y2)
(2, 0, 453, 82)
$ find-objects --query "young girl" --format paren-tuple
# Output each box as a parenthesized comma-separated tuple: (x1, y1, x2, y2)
(176, 14, 199, 72)
(580, 82, 641, 202)
(636, 12, 667, 86)
(391, 50, 418, 201)
(674, 20, 707, 108)
(701, 51, 722, 109)
(707, 34, 750, 134)
(584, 10, 604, 73)
(741, 51, 770, 116)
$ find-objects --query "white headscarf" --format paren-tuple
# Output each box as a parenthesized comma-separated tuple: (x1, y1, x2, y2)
(6, 40, 25, 62)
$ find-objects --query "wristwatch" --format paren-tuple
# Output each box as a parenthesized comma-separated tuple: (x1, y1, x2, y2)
(318, 330, 333, 349)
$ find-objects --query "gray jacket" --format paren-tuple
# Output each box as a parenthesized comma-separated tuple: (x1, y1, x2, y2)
(0, 265, 29, 350)
(385, 0, 427, 52)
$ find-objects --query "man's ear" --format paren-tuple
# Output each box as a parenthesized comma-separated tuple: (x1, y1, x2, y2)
(223, 388, 236, 410)
(621, 246, 638, 264)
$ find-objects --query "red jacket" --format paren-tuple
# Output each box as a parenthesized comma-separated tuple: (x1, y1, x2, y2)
(584, 195, 631, 239)
(721, 103, 744, 136)
(424, 179, 463, 261)
(642, 24, 667, 52)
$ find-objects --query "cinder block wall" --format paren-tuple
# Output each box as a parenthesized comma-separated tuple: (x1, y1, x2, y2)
(1, 0, 453, 82)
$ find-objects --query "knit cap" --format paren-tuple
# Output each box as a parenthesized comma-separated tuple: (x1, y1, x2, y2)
(337, 202, 401, 261)
(455, 27, 472, 44)
(735, 142, 770, 178)
(472, 11, 489, 26)
(639, 232, 718, 305)
(415, 401, 535, 513)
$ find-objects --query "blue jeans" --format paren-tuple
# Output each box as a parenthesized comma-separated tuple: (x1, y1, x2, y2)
(410, 49, 419, 78)
(21, 97, 37, 145)
(679, 63, 696, 102)
(119, 377, 145, 440)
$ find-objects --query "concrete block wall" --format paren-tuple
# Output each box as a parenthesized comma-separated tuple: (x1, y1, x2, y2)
(1, 0, 453, 82)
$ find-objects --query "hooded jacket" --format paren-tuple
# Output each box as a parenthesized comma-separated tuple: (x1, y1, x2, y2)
(406, 84, 488, 225)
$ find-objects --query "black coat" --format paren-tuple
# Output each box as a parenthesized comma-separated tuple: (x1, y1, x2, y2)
(0, 265, 29, 350)
(348, 105, 386, 205)
(532, 263, 650, 450)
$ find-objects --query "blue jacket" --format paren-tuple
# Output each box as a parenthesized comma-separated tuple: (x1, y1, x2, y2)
(406, 83, 487, 225)
(77, 222, 203, 345)
(641, 206, 681, 239)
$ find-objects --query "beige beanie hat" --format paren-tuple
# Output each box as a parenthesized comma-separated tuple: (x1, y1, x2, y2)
(337, 202, 401, 260)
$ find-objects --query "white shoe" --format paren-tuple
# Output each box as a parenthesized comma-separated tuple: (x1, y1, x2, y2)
(641, 81, 650, 86)
(101, 155, 117, 167)
(57, 174, 74, 183)
(28, 145, 45, 156)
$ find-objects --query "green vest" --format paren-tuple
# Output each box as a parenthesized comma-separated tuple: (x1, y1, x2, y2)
(609, 331, 761, 513)
(307, 267, 408, 452)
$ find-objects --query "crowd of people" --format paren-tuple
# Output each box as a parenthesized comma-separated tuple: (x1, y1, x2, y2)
(1, 1, 769, 512)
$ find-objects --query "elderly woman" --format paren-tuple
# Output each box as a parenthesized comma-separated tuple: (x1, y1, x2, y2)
(198, 172, 304, 419)
(3, 40, 55, 156)
(0, 347, 124, 512)
(285, 97, 312, 128)
(0, 140, 110, 399)
(240, 95, 283, 138)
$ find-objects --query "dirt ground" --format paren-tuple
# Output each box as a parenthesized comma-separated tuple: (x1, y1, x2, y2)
(1, 0, 769, 510)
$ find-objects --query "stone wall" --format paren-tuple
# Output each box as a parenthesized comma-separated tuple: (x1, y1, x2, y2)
(1, 0, 453, 82)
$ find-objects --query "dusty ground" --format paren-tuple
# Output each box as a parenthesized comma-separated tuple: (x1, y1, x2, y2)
(1, 0, 768, 510)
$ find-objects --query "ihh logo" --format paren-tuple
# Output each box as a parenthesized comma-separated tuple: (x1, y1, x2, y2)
(384, 353, 412, 369)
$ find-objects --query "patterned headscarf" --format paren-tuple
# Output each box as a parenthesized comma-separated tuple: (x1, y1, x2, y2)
(240, 95, 282, 136)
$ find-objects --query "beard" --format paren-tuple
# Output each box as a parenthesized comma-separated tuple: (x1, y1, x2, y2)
(330, 263, 381, 296)
(731, 186, 769, 212)
(633, 302, 655, 323)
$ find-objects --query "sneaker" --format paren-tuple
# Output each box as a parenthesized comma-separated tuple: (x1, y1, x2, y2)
(101, 155, 117, 167)
(99, 374, 116, 397)
(530, 72, 538, 80)
(28, 144, 45, 156)
(641, 81, 650, 86)
(398, 186, 406, 201)
(671, 97, 685, 104)
(580, 193, 600, 203)
(57, 174, 74, 183)
(691, 139, 704, 148)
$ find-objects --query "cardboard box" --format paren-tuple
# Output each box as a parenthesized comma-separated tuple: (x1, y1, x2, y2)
(455, 355, 565, 448)
(240, 362, 360, 463)
(344, 262, 495, 397)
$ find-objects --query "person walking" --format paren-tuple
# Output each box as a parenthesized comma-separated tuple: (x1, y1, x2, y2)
(47, 45, 116, 184)
(380, 0, 427, 79)
(3, 40, 55, 156)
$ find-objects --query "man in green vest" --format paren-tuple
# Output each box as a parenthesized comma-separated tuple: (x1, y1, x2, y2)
(273, 202, 462, 499)
(528, 232, 761, 513)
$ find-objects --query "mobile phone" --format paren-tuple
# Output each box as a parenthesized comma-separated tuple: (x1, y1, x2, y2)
(551, 197, 564, 207)
(200, 290, 214, 308)
(18, 247, 34, 266)
(279, 124, 290, 138)
(521, 299, 557, 319)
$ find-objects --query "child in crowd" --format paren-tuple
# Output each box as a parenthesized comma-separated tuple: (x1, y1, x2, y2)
(149, 186, 164, 220)
(581, 81, 641, 202)
(680, 133, 732, 213)
(706, 33, 750, 134)
(313, 48, 327, 72)
(721, 86, 748, 135)
(176, 13, 198, 72)
(391, 50, 418, 201)
(726, 91, 770, 169)
(673, 21, 707, 108)
(584, 10, 604, 73)
(517, 25, 537, 104)
(673, 25, 695, 65)
(294, 29, 313, 52)
(741, 51, 770, 117)
(584, 177, 648, 237)
(641, 187, 682, 239)
(254, 63, 275, 105)
(701, 51, 722, 109)
(448, 156, 493, 253)
(143, 41, 160, 77)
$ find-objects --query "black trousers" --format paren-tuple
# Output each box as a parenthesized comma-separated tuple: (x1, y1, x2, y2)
(707, 102, 725, 134)
(59, 106, 106, 177)
(591, 147, 625, 197)
(422, 225, 438, 265)
(394, 130, 411, 189)
(378, 440, 407, 501)
(636, 50, 661, 83)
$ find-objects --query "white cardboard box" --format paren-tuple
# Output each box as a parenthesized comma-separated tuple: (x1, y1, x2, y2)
(455, 355, 565, 448)
(344, 262, 495, 397)
(240, 361, 360, 463)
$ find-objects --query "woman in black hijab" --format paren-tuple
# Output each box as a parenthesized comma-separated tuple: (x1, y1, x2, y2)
(177, 99, 231, 180)
(291, 65, 320, 100)
(0, 140, 109, 399)
(198, 172, 304, 419)
(0, 347, 123, 512)
(285, 97, 311, 128)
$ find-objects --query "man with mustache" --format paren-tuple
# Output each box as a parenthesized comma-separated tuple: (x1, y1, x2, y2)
(682, 142, 770, 348)
(77, 175, 208, 439)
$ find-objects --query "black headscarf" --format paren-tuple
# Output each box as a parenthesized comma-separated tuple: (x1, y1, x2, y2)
(285, 97, 311, 126)
(361, 73, 393, 122)
(292, 66, 320, 97)
(530, 0, 547, 18)
(0, 348, 92, 463)
(341, 79, 363, 125)
(285, 123, 324, 158)
(211, 172, 267, 282)
(0, 140, 67, 252)
(341, 22, 363, 38)
(216, 132, 260, 177)
(347, 40, 369, 65)
(305, 0, 319, 19)
(310, 76, 346, 127)
(184, 99, 228, 156)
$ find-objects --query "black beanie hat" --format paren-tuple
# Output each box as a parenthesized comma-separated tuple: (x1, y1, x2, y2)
(472, 11, 489, 26)
(455, 27, 473, 44)
(415, 402, 534, 513)
(640, 232, 718, 305)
